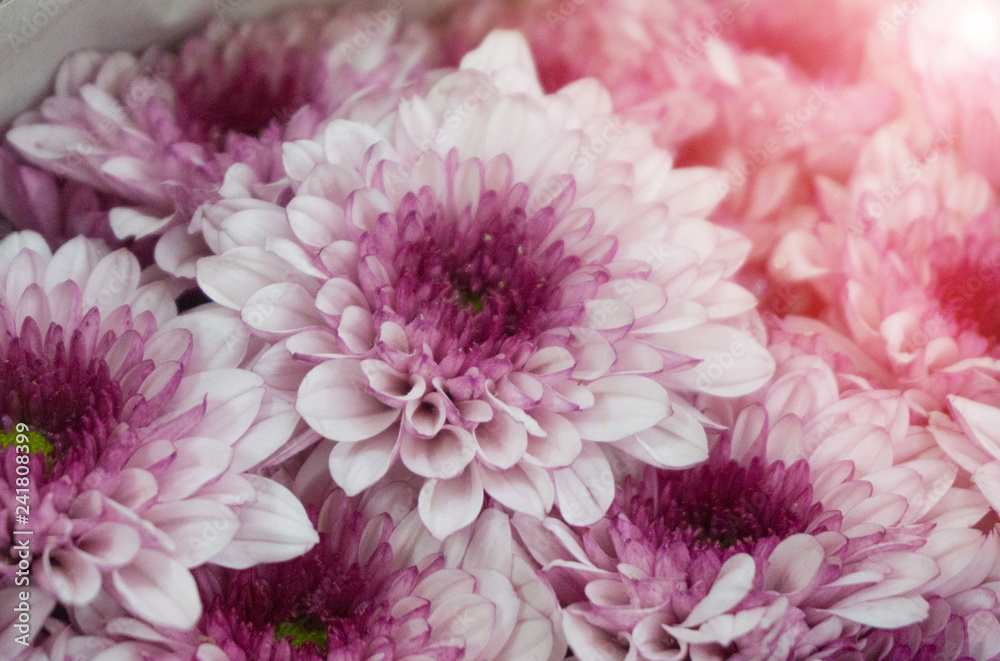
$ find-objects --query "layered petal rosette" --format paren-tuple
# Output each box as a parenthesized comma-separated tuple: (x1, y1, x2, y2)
(66, 484, 566, 661)
(0, 231, 316, 655)
(513, 336, 970, 660)
(197, 31, 775, 539)
(4, 7, 437, 278)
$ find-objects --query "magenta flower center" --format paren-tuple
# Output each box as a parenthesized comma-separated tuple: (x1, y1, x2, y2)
(0, 317, 126, 486)
(930, 245, 1000, 347)
(619, 450, 823, 554)
(199, 518, 404, 661)
(362, 188, 591, 379)
(172, 47, 322, 149)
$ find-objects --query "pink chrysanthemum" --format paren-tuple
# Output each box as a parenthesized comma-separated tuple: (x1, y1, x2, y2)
(4, 7, 436, 279)
(54, 484, 566, 661)
(511, 331, 989, 660)
(0, 231, 317, 655)
(772, 122, 1000, 514)
(514, 414, 947, 660)
(196, 31, 775, 539)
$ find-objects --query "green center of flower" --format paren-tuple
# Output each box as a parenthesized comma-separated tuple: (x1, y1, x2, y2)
(274, 619, 328, 651)
(454, 282, 486, 314)
(0, 426, 53, 456)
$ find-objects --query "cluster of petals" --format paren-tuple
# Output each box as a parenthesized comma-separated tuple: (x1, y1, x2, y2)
(854, 547, 1000, 660)
(3, 7, 437, 279)
(195, 30, 775, 539)
(0, 231, 316, 657)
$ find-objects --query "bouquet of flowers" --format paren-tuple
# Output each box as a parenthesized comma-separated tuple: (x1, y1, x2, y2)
(1, 0, 999, 659)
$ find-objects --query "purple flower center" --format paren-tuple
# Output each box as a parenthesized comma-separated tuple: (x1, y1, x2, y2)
(0, 315, 127, 486)
(172, 46, 322, 150)
(362, 186, 592, 381)
(198, 514, 404, 661)
(617, 446, 824, 555)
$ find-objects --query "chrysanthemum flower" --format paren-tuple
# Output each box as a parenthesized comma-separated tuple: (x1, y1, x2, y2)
(0, 231, 317, 653)
(196, 30, 774, 539)
(771, 122, 1000, 514)
(4, 7, 437, 278)
(60, 484, 566, 661)
(511, 332, 985, 660)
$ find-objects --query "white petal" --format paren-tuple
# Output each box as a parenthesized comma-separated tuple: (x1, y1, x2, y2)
(763, 534, 825, 594)
(419, 468, 485, 539)
(401, 425, 476, 479)
(328, 425, 400, 496)
(659, 324, 776, 396)
(476, 409, 529, 470)
(552, 444, 615, 526)
(42, 547, 101, 605)
(242, 282, 324, 338)
(567, 376, 670, 442)
(297, 359, 400, 442)
(82, 248, 140, 310)
(143, 499, 238, 567)
(478, 462, 555, 519)
(210, 475, 319, 568)
(562, 607, 627, 661)
(618, 404, 708, 468)
(112, 550, 201, 629)
(196, 247, 299, 310)
(525, 410, 582, 468)
(681, 554, 756, 627)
